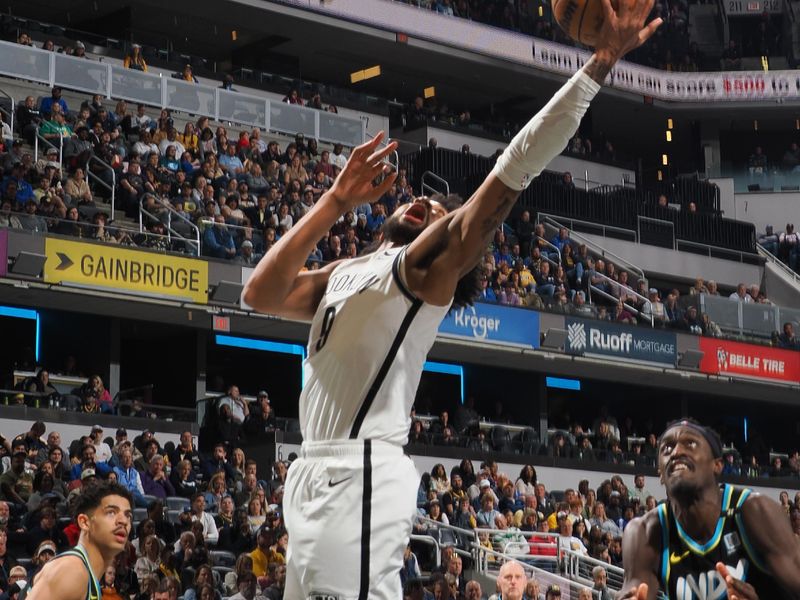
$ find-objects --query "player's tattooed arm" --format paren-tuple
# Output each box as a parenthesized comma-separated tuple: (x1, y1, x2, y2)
(479, 189, 518, 240)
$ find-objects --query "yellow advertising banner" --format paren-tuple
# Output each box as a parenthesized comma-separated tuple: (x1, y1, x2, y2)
(44, 238, 208, 304)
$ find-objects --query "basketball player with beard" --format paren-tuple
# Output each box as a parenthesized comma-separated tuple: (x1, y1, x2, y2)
(243, 1, 661, 596)
(619, 419, 800, 600)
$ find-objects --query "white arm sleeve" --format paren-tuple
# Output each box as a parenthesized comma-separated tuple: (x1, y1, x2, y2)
(492, 67, 602, 191)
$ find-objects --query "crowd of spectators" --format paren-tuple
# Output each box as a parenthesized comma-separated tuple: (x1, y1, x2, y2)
(407, 402, 800, 481)
(0, 399, 289, 599)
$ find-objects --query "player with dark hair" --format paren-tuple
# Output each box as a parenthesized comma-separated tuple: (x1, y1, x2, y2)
(243, 1, 660, 597)
(619, 418, 800, 600)
(24, 481, 134, 600)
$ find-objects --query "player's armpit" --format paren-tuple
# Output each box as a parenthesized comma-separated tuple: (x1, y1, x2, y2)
(404, 175, 519, 306)
(25, 556, 89, 600)
(740, 493, 800, 596)
(619, 515, 661, 600)
(245, 260, 340, 321)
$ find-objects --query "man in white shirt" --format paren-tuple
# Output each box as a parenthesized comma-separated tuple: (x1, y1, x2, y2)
(90, 425, 113, 463)
(189, 493, 219, 545)
(330, 143, 348, 170)
(217, 385, 249, 425)
(728, 282, 751, 302)
(556, 511, 587, 556)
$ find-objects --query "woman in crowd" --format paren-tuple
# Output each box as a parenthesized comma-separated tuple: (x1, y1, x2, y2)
(429, 463, 450, 495)
(100, 564, 125, 600)
(183, 564, 222, 600)
(224, 554, 254, 596)
(123, 44, 148, 71)
(515, 465, 537, 499)
(134, 534, 161, 581)
(203, 473, 228, 511)
(247, 496, 266, 533)
(170, 459, 198, 499)
(230, 447, 246, 489)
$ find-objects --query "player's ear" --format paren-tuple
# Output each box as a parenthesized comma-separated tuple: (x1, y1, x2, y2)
(658, 469, 664, 484)
(76, 511, 91, 532)
(712, 458, 723, 477)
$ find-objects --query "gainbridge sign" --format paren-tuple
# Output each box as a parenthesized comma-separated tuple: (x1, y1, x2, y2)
(698, 338, 800, 384)
(43, 238, 208, 303)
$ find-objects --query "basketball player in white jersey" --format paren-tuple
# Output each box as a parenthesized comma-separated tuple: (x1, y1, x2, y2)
(243, 1, 661, 596)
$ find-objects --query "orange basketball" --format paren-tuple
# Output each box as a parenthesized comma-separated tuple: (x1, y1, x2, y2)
(552, 0, 618, 47)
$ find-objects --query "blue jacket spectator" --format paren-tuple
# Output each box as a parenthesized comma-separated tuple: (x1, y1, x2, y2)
(39, 88, 69, 118)
(203, 218, 236, 259)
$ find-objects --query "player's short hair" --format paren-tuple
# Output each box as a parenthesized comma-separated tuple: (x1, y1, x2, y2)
(71, 480, 134, 520)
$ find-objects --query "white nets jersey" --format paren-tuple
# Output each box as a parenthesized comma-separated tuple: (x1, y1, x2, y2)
(300, 245, 450, 444)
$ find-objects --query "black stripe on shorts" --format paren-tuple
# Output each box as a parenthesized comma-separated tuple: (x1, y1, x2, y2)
(358, 439, 373, 600)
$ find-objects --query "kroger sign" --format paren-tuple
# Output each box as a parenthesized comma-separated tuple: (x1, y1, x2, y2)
(438, 302, 540, 348)
(565, 317, 677, 365)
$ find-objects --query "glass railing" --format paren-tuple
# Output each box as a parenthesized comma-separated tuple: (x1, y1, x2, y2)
(722, 167, 800, 193)
(0, 39, 365, 147)
(687, 293, 800, 340)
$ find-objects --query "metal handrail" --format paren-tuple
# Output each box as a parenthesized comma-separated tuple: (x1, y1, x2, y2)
(560, 548, 625, 592)
(34, 125, 63, 166)
(0, 87, 14, 135)
(757, 242, 800, 286)
(421, 170, 450, 198)
(85, 154, 116, 220)
(474, 544, 594, 600)
(677, 238, 760, 262)
(637, 215, 676, 250)
(538, 213, 646, 282)
(537, 212, 637, 243)
(536, 235, 562, 268)
(587, 271, 654, 327)
(138, 197, 200, 256)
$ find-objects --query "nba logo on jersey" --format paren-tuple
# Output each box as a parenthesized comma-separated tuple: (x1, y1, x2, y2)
(723, 531, 741, 556)
(309, 594, 340, 600)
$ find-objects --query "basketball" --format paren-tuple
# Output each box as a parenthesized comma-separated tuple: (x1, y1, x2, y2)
(552, 0, 617, 47)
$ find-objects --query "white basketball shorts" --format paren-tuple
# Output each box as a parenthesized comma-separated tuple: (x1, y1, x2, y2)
(282, 439, 419, 600)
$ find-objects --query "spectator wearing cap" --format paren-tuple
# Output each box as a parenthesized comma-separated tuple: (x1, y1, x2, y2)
(4, 565, 27, 597)
(90, 425, 113, 462)
(174, 64, 198, 83)
(123, 44, 148, 71)
(641, 288, 666, 324)
(556, 510, 588, 556)
(39, 87, 68, 119)
(69, 443, 112, 481)
(236, 240, 262, 266)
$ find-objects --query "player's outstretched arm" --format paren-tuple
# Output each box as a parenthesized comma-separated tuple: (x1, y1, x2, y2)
(739, 493, 800, 596)
(403, 0, 661, 306)
(617, 515, 660, 600)
(242, 133, 397, 320)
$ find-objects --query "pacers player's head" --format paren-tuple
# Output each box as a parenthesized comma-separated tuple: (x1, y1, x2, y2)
(382, 194, 457, 245)
(657, 418, 723, 502)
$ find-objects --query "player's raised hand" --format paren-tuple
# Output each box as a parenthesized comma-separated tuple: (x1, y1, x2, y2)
(716, 563, 760, 600)
(616, 582, 648, 600)
(595, 0, 662, 62)
(328, 131, 398, 211)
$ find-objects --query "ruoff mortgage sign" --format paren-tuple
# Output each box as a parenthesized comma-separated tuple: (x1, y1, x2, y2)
(565, 317, 678, 365)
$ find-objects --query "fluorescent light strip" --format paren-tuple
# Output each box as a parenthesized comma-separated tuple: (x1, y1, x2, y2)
(0, 306, 40, 362)
(423, 361, 464, 403)
(545, 376, 581, 391)
(215, 334, 305, 356)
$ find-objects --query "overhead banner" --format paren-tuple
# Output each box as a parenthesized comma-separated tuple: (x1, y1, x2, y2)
(438, 302, 540, 348)
(698, 338, 800, 384)
(0, 230, 7, 277)
(273, 0, 800, 103)
(531, 38, 800, 102)
(43, 238, 208, 303)
(565, 317, 677, 365)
